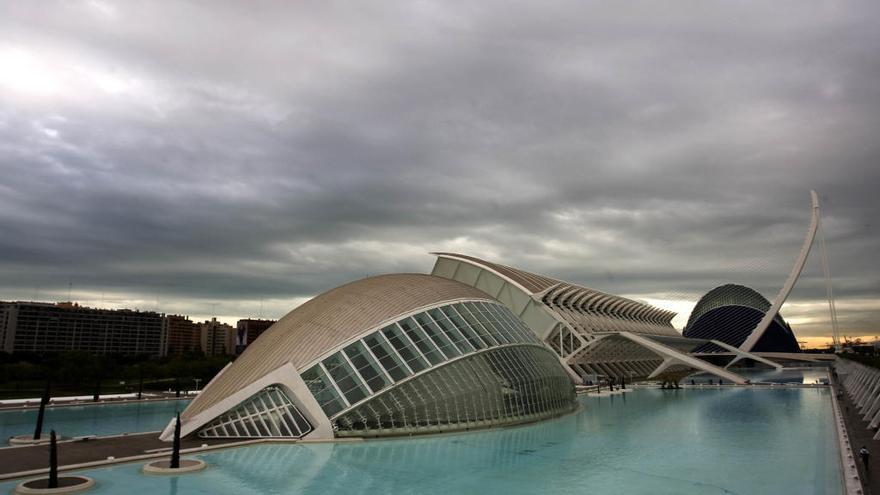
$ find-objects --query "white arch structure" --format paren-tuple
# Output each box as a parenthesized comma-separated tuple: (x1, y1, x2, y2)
(738, 190, 838, 353)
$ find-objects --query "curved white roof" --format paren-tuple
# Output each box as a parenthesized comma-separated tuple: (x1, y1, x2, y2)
(183, 273, 492, 420)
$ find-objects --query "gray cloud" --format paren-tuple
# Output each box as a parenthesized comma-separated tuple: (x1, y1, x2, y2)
(0, 1, 878, 343)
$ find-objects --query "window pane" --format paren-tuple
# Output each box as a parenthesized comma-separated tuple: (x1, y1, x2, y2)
(382, 324, 429, 373)
(436, 307, 487, 349)
(451, 304, 499, 346)
(460, 302, 509, 344)
(484, 302, 534, 342)
(344, 341, 390, 393)
(300, 366, 346, 417)
(398, 317, 445, 365)
(363, 332, 411, 381)
(413, 312, 461, 358)
(429, 313, 475, 354)
(322, 353, 370, 405)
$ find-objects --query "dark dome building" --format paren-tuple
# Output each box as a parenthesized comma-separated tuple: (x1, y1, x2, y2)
(683, 284, 800, 353)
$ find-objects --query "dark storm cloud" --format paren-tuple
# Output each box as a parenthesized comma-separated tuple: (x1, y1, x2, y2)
(0, 1, 877, 339)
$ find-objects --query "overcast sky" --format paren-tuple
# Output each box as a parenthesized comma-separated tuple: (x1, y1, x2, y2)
(1, 1, 877, 346)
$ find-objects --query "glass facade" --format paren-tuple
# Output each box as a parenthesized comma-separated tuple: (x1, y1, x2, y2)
(334, 345, 575, 436)
(299, 300, 575, 436)
(199, 386, 312, 439)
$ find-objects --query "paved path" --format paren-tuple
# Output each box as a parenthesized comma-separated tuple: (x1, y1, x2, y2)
(0, 432, 239, 479)
(839, 378, 880, 494)
(0, 394, 194, 412)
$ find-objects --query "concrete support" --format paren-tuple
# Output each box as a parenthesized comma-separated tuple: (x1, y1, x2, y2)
(834, 359, 880, 438)
(711, 339, 783, 370)
(854, 371, 874, 401)
(854, 373, 875, 406)
(648, 358, 676, 379)
(858, 376, 880, 411)
(864, 392, 880, 422)
(847, 369, 868, 399)
(620, 332, 749, 384)
(869, 406, 880, 430)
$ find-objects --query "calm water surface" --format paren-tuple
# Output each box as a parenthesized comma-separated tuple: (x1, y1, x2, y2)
(692, 366, 830, 384)
(0, 388, 840, 494)
(0, 399, 190, 440)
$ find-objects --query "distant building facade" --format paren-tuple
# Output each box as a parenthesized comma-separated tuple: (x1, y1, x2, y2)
(0, 301, 167, 356)
(234, 318, 276, 354)
(200, 318, 236, 356)
(165, 315, 201, 355)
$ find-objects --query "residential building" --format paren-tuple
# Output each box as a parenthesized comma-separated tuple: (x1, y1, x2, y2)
(165, 314, 201, 356)
(200, 318, 235, 356)
(0, 301, 166, 356)
(234, 318, 276, 354)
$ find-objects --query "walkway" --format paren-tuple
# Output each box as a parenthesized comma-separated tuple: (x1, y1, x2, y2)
(839, 378, 880, 494)
(0, 432, 241, 480)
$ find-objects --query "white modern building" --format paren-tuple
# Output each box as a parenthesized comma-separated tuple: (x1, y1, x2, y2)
(430, 253, 754, 384)
(168, 274, 577, 441)
(170, 191, 838, 442)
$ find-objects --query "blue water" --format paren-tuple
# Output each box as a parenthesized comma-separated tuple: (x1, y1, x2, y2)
(0, 388, 840, 494)
(692, 366, 830, 384)
(0, 399, 190, 441)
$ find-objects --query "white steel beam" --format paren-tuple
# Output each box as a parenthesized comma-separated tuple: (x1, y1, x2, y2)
(619, 332, 749, 384)
(740, 191, 820, 352)
(711, 339, 783, 370)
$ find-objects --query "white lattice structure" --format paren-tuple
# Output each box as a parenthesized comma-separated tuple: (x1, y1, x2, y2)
(836, 359, 880, 441)
(431, 253, 749, 384)
(166, 274, 577, 442)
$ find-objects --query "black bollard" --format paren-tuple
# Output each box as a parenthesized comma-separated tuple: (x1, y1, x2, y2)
(49, 430, 58, 488)
(170, 412, 181, 469)
(33, 380, 50, 440)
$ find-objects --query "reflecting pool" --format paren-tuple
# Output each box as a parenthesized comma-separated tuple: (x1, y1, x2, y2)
(0, 399, 190, 440)
(692, 366, 831, 384)
(0, 388, 840, 494)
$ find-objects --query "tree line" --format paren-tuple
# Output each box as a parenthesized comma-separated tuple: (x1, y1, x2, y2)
(0, 352, 234, 399)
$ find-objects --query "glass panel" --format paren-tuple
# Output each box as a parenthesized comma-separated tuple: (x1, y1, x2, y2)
(451, 304, 499, 346)
(413, 312, 461, 358)
(472, 302, 519, 343)
(332, 346, 576, 437)
(323, 353, 370, 405)
(301, 365, 347, 417)
(498, 303, 538, 342)
(344, 341, 391, 393)
(483, 302, 526, 342)
(459, 302, 509, 344)
(363, 332, 411, 381)
(199, 386, 313, 439)
(436, 307, 486, 349)
(280, 412, 300, 436)
(398, 317, 445, 365)
(382, 324, 429, 373)
(295, 410, 312, 434)
(252, 417, 269, 436)
(429, 312, 475, 354)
